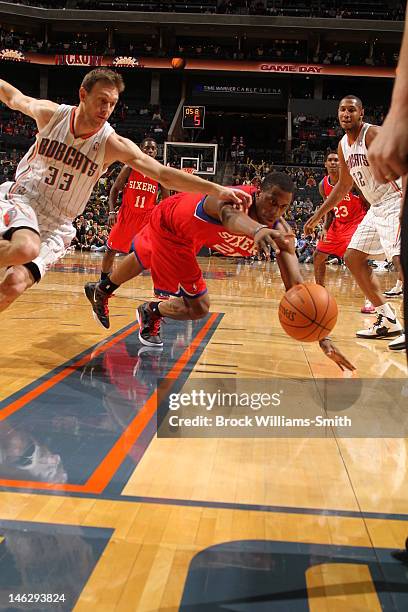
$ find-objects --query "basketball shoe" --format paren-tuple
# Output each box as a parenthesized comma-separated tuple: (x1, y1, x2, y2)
(136, 303, 163, 347)
(84, 282, 112, 329)
(360, 298, 376, 314)
(383, 281, 403, 298)
(356, 303, 402, 339)
(388, 333, 406, 351)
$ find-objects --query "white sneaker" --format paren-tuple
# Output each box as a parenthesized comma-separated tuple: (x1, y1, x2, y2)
(388, 333, 406, 351)
(356, 303, 403, 339)
(383, 285, 403, 298)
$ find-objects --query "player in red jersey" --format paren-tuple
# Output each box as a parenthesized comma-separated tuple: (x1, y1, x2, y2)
(85, 171, 355, 371)
(313, 151, 374, 313)
(99, 138, 170, 281)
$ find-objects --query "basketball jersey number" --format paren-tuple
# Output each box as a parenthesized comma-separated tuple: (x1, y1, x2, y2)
(333, 205, 349, 218)
(134, 195, 146, 208)
(354, 171, 366, 188)
(44, 166, 74, 192)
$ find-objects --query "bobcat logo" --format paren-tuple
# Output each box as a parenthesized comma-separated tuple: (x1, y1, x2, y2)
(4, 208, 17, 226)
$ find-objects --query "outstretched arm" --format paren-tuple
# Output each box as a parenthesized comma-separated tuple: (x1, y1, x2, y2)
(105, 133, 252, 206)
(0, 78, 57, 130)
(273, 219, 355, 372)
(204, 197, 293, 257)
(304, 144, 353, 235)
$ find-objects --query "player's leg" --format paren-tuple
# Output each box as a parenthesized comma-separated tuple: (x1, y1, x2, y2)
(384, 255, 404, 297)
(344, 248, 386, 306)
(346, 205, 403, 339)
(313, 249, 329, 286)
(156, 293, 210, 321)
(100, 247, 117, 281)
(0, 229, 40, 267)
(85, 252, 144, 329)
(0, 264, 36, 313)
(136, 235, 208, 346)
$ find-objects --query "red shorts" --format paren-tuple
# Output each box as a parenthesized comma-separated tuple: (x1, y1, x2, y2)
(132, 219, 207, 299)
(107, 210, 152, 254)
(316, 222, 360, 258)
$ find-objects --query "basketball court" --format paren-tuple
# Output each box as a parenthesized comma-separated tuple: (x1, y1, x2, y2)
(0, 252, 407, 610)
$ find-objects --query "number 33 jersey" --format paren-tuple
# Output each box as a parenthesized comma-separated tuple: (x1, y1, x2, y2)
(340, 122, 403, 207)
(8, 104, 114, 222)
(322, 175, 366, 225)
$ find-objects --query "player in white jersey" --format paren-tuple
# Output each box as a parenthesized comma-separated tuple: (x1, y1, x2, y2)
(0, 69, 251, 313)
(305, 95, 405, 351)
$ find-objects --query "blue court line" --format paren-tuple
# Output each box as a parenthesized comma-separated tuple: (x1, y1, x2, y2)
(1, 487, 408, 523)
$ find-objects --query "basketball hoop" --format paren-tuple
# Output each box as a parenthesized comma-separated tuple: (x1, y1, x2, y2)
(181, 167, 196, 174)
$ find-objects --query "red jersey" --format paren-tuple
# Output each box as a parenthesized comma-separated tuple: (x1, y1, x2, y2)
(119, 169, 159, 219)
(322, 175, 366, 226)
(154, 185, 259, 257)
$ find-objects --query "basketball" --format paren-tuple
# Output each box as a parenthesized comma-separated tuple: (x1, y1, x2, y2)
(279, 283, 338, 342)
(171, 57, 186, 70)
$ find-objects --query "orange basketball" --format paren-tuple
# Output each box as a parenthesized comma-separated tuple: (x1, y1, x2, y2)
(278, 283, 338, 342)
(171, 57, 186, 70)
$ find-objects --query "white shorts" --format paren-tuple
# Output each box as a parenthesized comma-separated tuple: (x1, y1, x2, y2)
(32, 212, 76, 279)
(1, 183, 75, 280)
(0, 182, 39, 238)
(348, 197, 401, 260)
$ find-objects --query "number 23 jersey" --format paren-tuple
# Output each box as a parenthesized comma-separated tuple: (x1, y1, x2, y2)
(322, 175, 366, 226)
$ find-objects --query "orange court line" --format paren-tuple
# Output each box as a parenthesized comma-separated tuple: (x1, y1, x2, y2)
(0, 324, 138, 422)
(85, 312, 218, 493)
(0, 314, 218, 493)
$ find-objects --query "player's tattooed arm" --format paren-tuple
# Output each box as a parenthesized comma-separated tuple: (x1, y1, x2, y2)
(304, 144, 353, 235)
(0, 79, 57, 130)
(206, 200, 292, 257)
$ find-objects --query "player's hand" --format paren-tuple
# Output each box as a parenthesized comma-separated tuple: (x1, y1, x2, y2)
(367, 110, 408, 183)
(217, 187, 252, 209)
(253, 227, 292, 259)
(319, 338, 356, 372)
(108, 211, 117, 227)
(304, 216, 319, 236)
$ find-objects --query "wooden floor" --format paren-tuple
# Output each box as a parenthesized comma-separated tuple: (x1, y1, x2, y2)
(0, 252, 407, 611)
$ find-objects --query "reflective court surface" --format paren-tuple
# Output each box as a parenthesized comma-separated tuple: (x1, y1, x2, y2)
(0, 252, 407, 611)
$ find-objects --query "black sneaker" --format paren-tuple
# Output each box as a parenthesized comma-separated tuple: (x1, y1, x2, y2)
(136, 303, 163, 347)
(84, 282, 112, 329)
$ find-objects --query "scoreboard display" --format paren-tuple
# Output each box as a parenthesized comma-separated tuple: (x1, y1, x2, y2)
(182, 105, 205, 129)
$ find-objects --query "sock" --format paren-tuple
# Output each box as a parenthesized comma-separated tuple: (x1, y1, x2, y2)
(149, 301, 162, 317)
(100, 271, 109, 281)
(396, 279, 403, 290)
(379, 302, 396, 320)
(99, 278, 119, 295)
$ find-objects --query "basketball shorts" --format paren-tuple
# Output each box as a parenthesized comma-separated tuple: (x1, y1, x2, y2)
(316, 221, 360, 258)
(0, 182, 39, 239)
(132, 222, 207, 299)
(32, 214, 76, 279)
(347, 197, 401, 260)
(107, 211, 152, 254)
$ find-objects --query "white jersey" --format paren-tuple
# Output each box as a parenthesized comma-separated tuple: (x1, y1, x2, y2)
(8, 104, 114, 222)
(340, 122, 403, 207)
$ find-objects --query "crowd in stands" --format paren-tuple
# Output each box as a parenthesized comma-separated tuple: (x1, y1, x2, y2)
(0, 22, 401, 68)
(3, 0, 406, 20)
(291, 106, 386, 164)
